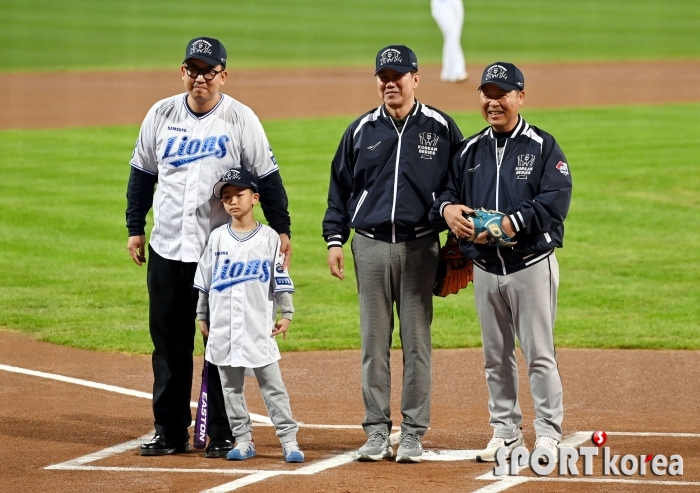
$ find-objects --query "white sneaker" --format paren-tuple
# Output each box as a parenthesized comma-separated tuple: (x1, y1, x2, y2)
(534, 436, 560, 465)
(282, 441, 305, 463)
(475, 433, 524, 462)
(226, 440, 256, 460)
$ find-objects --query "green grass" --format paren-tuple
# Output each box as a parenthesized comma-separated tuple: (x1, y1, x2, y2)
(1, 0, 698, 72)
(1, 104, 699, 353)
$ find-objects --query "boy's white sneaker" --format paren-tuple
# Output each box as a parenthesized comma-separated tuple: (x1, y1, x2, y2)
(282, 441, 305, 463)
(226, 440, 256, 460)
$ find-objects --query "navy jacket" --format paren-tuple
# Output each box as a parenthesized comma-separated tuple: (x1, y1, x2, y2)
(323, 102, 463, 246)
(430, 116, 572, 275)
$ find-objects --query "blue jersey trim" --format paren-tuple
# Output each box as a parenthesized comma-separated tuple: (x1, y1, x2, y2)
(182, 93, 225, 120)
(226, 222, 262, 242)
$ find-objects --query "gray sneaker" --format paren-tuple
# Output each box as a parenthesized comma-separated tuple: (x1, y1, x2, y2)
(357, 432, 393, 461)
(396, 433, 423, 463)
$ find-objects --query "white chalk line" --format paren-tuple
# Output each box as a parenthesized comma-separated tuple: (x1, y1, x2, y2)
(0, 363, 397, 431)
(2, 362, 394, 492)
(5, 363, 699, 492)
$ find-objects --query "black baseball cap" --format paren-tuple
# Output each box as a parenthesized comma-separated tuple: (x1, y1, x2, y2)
(375, 45, 418, 75)
(478, 62, 525, 92)
(184, 37, 227, 68)
(213, 168, 258, 197)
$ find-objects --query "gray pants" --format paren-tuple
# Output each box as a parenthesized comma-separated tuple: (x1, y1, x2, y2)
(218, 362, 298, 444)
(351, 233, 439, 438)
(473, 254, 563, 440)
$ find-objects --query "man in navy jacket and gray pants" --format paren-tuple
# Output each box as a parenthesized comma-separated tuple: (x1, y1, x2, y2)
(323, 45, 463, 463)
(430, 62, 572, 464)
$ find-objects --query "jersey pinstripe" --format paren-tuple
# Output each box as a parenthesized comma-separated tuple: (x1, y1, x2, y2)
(194, 223, 293, 368)
(130, 93, 279, 262)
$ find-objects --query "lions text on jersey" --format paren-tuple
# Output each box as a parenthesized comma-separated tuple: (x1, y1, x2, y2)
(130, 94, 279, 262)
(194, 223, 293, 368)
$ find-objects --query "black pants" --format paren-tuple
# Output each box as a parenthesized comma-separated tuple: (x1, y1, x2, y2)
(147, 246, 232, 442)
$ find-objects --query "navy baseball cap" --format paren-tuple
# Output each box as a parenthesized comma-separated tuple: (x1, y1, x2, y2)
(375, 45, 418, 75)
(478, 62, 525, 92)
(184, 37, 227, 68)
(213, 168, 258, 197)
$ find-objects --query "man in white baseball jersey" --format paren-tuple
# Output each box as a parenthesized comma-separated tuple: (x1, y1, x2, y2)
(126, 36, 292, 457)
(431, 0, 468, 82)
(194, 167, 303, 463)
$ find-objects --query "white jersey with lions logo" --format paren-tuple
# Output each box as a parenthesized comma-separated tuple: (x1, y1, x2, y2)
(130, 93, 279, 263)
(193, 222, 293, 368)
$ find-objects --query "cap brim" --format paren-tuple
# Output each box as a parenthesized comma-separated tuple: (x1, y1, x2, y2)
(213, 180, 258, 197)
(375, 64, 414, 75)
(184, 54, 225, 68)
(478, 81, 521, 92)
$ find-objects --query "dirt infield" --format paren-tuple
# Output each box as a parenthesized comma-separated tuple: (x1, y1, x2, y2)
(1, 330, 699, 493)
(2, 60, 700, 492)
(2, 60, 700, 130)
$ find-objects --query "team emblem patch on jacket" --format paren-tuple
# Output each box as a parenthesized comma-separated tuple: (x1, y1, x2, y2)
(516, 154, 535, 179)
(418, 132, 439, 159)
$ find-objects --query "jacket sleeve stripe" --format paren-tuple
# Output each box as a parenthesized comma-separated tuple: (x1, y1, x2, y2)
(353, 107, 382, 138)
(523, 128, 544, 151)
(509, 214, 520, 233)
(419, 105, 448, 129)
(460, 133, 485, 158)
(439, 201, 451, 217)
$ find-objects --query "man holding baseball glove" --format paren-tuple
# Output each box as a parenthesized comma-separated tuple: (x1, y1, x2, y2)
(430, 62, 572, 463)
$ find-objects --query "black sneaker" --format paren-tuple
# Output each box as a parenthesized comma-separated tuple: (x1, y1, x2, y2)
(140, 435, 190, 456)
(205, 438, 234, 458)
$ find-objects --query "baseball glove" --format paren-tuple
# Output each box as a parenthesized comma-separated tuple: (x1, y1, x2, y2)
(433, 238, 473, 297)
(464, 208, 517, 247)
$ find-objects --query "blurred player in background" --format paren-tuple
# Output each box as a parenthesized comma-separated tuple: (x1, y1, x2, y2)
(431, 0, 468, 82)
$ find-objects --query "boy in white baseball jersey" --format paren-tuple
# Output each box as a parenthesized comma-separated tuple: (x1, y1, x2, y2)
(194, 168, 303, 463)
